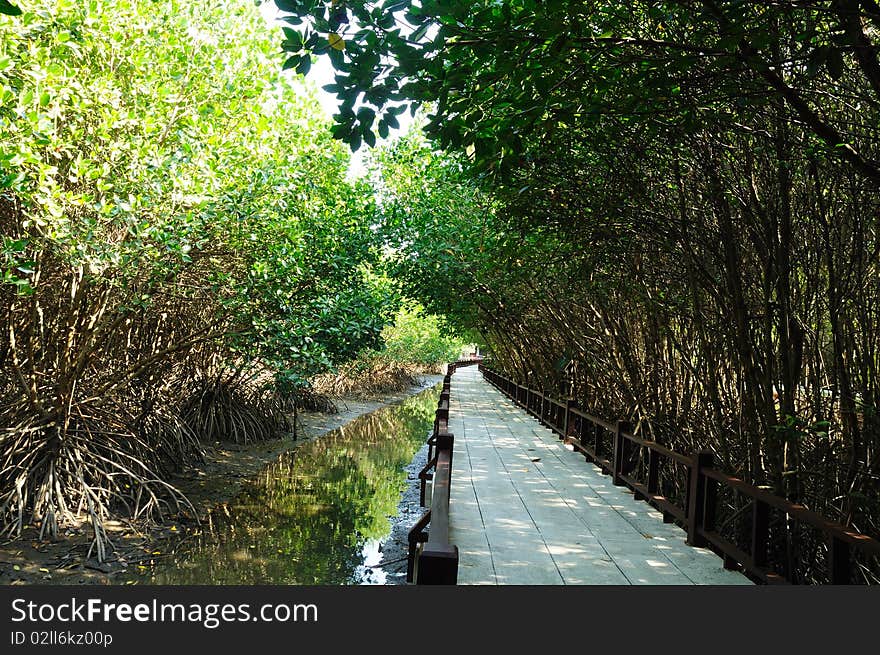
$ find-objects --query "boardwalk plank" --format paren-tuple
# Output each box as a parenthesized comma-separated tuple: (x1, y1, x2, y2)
(447, 366, 753, 586)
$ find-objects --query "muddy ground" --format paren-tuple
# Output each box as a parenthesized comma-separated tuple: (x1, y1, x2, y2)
(0, 375, 443, 586)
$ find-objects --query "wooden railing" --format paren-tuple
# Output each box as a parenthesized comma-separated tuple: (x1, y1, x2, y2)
(406, 360, 477, 584)
(480, 364, 880, 584)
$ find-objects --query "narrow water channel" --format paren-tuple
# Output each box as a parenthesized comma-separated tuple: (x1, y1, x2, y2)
(141, 383, 440, 585)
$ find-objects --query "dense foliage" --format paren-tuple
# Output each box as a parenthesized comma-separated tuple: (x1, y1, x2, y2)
(0, 0, 400, 553)
(4, 0, 879, 585)
(378, 302, 464, 366)
(311, 301, 466, 397)
(287, 1, 880, 582)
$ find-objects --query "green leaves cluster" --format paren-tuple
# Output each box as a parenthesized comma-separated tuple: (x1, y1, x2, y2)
(0, 0, 392, 387)
(276, 1, 880, 184)
(379, 301, 465, 366)
(357, 1, 880, 577)
(0, 1, 21, 17)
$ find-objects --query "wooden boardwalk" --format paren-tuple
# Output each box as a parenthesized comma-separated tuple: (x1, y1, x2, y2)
(447, 366, 752, 585)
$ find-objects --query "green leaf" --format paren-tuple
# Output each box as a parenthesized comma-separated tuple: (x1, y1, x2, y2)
(296, 55, 312, 76)
(410, 22, 430, 43)
(383, 0, 409, 11)
(0, 0, 22, 16)
(282, 27, 303, 49)
(357, 106, 375, 126)
(328, 32, 345, 51)
(363, 126, 376, 148)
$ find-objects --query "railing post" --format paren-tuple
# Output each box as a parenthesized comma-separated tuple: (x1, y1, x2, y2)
(436, 431, 454, 473)
(593, 422, 602, 460)
(647, 449, 660, 495)
(703, 463, 718, 533)
(417, 544, 459, 584)
(687, 451, 713, 547)
(612, 420, 632, 486)
(829, 536, 851, 584)
(407, 511, 430, 583)
(539, 392, 546, 425)
(751, 500, 770, 568)
(563, 399, 576, 439)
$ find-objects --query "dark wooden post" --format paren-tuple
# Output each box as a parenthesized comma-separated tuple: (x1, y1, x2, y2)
(593, 422, 602, 460)
(703, 464, 718, 533)
(406, 511, 431, 583)
(829, 536, 851, 584)
(751, 500, 770, 568)
(417, 544, 459, 584)
(563, 399, 576, 439)
(436, 431, 454, 472)
(612, 420, 632, 486)
(687, 451, 714, 546)
(539, 392, 546, 424)
(647, 449, 660, 495)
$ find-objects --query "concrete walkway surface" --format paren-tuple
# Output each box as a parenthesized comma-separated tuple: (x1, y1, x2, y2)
(447, 366, 752, 585)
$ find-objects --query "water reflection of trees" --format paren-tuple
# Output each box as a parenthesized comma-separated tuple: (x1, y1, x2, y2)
(150, 385, 439, 584)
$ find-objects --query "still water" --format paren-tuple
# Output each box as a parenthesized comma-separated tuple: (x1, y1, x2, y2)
(142, 384, 439, 585)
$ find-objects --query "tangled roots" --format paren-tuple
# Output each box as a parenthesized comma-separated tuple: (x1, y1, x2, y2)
(288, 386, 338, 414)
(311, 358, 423, 398)
(0, 395, 198, 560)
(181, 375, 291, 445)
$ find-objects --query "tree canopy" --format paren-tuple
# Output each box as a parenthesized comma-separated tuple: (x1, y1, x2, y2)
(275, 1, 880, 582)
(277, 0, 880, 182)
